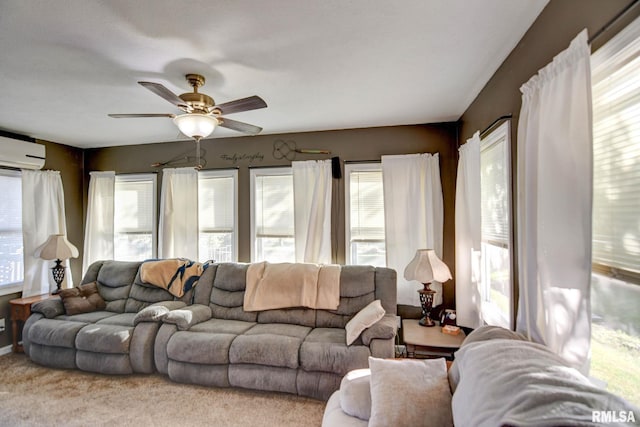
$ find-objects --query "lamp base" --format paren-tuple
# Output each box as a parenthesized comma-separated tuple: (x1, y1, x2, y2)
(51, 259, 65, 296)
(419, 316, 435, 327)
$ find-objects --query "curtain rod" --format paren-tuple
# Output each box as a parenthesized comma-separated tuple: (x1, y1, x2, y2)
(343, 160, 381, 164)
(480, 114, 512, 138)
(588, 0, 639, 44)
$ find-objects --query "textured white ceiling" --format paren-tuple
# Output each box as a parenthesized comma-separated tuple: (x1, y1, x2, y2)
(0, 0, 548, 148)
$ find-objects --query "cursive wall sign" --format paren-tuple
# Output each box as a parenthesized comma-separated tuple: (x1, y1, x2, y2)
(219, 152, 265, 164)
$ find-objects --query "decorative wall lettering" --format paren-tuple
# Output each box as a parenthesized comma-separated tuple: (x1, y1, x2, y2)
(219, 152, 264, 164)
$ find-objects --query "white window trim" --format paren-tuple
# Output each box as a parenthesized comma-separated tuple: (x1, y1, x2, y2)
(115, 173, 158, 259)
(479, 121, 513, 329)
(344, 162, 384, 265)
(199, 168, 239, 262)
(0, 168, 23, 296)
(249, 167, 292, 262)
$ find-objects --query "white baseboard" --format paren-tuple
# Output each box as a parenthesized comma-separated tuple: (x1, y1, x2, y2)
(0, 345, 13, 356)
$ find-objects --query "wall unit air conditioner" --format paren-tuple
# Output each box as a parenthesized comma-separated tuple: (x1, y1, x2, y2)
(0, 136, 45, 170)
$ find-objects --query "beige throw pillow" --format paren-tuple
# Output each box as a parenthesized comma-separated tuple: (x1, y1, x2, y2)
(368, 357, 453, 427)
(345, 300, 385, 345)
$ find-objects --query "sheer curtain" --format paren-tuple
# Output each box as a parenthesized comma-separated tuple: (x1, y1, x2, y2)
(22, 170, 69, 297)
(292, 160, 332, 264)
(517, 30, 593, 373)
(455, 132, 483, 329)
(159, 167, 199, 260)
(83, 171, 115, 272)
(382, 153, 444, 306)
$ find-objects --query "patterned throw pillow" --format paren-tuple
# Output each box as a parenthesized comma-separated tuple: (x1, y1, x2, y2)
(59, 281, 106, 315)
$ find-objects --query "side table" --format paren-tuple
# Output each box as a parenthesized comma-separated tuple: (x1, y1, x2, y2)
(402, 318, 466, 360)
(9, 293, 58, 353)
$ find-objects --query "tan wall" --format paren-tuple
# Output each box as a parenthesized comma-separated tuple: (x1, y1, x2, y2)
(0, 139, 83, 350)
(458, 0, 640, 323)
(85, 124, 459, 306)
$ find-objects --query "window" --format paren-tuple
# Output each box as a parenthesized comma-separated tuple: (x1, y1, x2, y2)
(479, 121, 512, 328)
(590, 15, 640, 406)
(114, 174, 156, 261)
(0, 169, 23, 294)
(345, 163, 386, 266)
(250, 167, 295, 262)
(198, 169, 237, 262)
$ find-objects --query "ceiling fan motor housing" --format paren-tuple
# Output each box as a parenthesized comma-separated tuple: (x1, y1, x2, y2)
(179, 92, 215, 113)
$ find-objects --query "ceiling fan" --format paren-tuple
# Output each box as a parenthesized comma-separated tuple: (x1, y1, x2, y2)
(109, 73, 267, 141)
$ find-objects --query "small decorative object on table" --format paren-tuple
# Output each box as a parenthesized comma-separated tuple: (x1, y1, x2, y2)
(404, 249, 452, 327)
(442, 325, 461, 336)
(34, 234, 79, 295)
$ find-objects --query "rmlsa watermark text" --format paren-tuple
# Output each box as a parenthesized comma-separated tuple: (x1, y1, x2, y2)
(592, 410, 636, 424)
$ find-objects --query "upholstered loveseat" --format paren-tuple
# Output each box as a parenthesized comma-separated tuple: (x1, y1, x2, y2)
(23, 260, 398, 400)
(323, 326, 639, 426)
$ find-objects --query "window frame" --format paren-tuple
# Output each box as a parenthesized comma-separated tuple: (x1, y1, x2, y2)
(249, 167, 294, 262)
(479, 120, 514, 329)
(113, 173, 157, 261)
(0, 168, 23, 296)
(198, 168, 239, 262)
(344, 162, 386, 266)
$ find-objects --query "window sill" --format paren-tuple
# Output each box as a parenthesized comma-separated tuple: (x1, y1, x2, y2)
(0, 282, 23, 297)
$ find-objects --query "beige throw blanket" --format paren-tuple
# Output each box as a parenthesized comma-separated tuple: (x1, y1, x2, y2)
(140, 258, 206, 298)
(244, 262, 341, 311)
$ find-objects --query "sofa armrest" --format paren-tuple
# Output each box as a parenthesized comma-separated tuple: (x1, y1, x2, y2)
(162, 304, 212, 330)
(361, 314, 398, 346)
(133, 301, 188, 325)
(31, 299, 64, 319)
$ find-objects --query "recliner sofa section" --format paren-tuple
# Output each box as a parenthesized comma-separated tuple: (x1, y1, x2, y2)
(23, 260, 398, 401)
(157, 263, 397, 400)
(23, 260, 190, 374)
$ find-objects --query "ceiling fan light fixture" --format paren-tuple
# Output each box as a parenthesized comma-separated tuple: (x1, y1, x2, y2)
(173, 113, 218, 140)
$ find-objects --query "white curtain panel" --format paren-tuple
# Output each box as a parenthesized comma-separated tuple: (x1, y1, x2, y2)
(455, 132, 483, 329)
(21, 170, 70, 297)
(292, 160, 332, 264)
(517, 29, 593, 373)
(159, 167, 199, 260)
(82, 171, 115, 272)
(382, 153, 444, 306)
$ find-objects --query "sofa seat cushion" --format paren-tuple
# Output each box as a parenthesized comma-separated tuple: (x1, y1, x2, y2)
(189, 318, 256, 335)
(54, 311, 118, 323)
(75, 324, 133, 354)
(167, 330, 236, 365)
(300, 328, 371, 375)
(29, 319, 88, 348)
(96, 312, 136, 327)
(229, 323, 311, 369)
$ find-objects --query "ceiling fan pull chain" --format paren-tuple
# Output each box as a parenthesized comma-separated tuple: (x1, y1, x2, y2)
(195, 138, 202, 170)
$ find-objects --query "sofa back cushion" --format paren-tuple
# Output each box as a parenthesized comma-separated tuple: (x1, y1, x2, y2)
(124, 270, 193, 313)
(316, 266, 391, 329)
(82, 260, 140, 313)
(208, 263, 258, 322)
(201, 263, 397, 328)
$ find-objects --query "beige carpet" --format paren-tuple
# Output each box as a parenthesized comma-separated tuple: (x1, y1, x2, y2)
(0, 353, 325, 427)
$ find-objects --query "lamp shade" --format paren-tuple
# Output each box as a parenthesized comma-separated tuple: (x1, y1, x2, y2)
(403, 249, 452, 283)
(34, 234, 79, 260)
(173, 113, 218, 139)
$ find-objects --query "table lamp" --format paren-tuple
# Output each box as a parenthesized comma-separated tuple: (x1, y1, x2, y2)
(34, 234, 79, 295)
(404, 249, 452, 327)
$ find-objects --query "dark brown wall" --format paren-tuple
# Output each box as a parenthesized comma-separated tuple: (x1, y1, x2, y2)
(458, 0, 640, 323)
(0, 140, 83, 350)
(85, 124, 459, 306)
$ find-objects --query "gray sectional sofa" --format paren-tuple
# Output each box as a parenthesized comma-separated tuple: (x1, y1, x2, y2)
(23, 260, 398, 400)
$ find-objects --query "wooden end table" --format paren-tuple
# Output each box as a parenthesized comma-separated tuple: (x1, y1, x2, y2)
(402, 318, 466, 360)
(9, 293, 58, 353)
